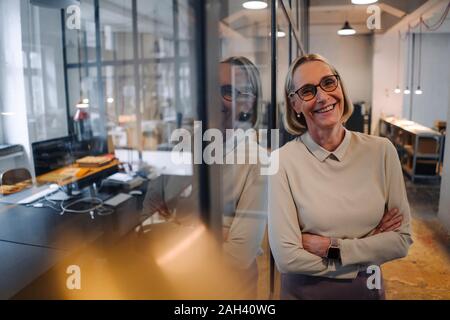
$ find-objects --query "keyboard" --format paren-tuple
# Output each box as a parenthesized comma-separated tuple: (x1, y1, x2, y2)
(17, 187, 57, 204)
(104, 193, 132, 207)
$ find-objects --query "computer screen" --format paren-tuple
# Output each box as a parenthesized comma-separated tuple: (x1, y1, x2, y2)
(32, 136, 74, 176)
(32, 135, 110, 176)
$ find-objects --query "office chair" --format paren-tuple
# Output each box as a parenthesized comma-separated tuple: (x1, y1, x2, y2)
(0, 168, 32, 186)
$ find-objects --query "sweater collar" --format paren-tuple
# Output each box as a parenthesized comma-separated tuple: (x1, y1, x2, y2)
(300, 128, 351, 162)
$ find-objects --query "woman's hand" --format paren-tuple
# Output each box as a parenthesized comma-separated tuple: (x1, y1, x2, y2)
(301, 233, 331, 258)
(370, 208, 404, 236)
(301, 208, 404, 257)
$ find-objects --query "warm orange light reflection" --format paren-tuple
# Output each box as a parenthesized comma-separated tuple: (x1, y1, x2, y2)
(156, 225, 206, 267)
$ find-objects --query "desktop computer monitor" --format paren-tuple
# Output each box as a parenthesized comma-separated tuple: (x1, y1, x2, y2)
(32, 136, 74, 176)
(32, 135, 116, 193)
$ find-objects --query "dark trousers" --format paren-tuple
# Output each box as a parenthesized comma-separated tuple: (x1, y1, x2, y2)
(281, 271, 386, 300)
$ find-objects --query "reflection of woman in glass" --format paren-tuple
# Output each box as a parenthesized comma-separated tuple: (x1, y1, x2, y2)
(269, 54, 413, 300)
(219, 56, 267, 298)
(220, 56, 262, 132)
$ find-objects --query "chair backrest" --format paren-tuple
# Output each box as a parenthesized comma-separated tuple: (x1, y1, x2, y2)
(0, 168, 32, 186)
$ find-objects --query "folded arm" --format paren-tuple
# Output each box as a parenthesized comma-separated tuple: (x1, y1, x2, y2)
(268, 159, 358, 276)
(302, 141, 413, 266)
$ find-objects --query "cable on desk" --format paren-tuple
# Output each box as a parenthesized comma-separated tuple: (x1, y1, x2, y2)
(60, 197, 113, 219)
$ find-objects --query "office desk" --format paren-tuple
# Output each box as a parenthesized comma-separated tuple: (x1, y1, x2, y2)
(0, 174, 193, 299)
(36, 158, 120, 186)
(0, 241, 65, 299)
(0, 202, 105, 251)
(0, 190, 142, 299)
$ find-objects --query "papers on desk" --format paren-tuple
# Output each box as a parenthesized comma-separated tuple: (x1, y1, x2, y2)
(0, 185, 56, 204)
(104, 173, 144, 189)
(37, 167, 92, 184)
(106, 173, 134, 183)
(76, 155, 115, 167)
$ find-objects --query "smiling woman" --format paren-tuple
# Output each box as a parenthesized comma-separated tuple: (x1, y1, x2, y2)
(268, 53, 413, 300)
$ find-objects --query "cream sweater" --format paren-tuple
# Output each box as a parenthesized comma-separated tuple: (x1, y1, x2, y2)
(268, 128, 413, 279)
(222, 132, 268, 269)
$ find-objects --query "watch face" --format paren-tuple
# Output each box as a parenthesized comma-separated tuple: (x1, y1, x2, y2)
(328, 247, 340, 260)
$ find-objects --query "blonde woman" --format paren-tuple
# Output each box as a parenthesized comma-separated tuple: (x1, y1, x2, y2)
(268, 54, 413, 300)
(220, 56, 267, 298)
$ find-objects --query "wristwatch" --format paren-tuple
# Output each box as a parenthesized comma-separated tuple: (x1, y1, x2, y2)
(326, 238, 341, 260)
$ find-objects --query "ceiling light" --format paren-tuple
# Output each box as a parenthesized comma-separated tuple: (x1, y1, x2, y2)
(76, 99, 89, 109)
(351, 0, 378, 4)
(337, 21, 356, 36)
(107, 97, 114, 104)
(242, 1, 267, 10)
(416, 18, 424, 97)
(277, 31, 286, 38)
(404, 87, 411, 95)
(415, 86, 423, 95)
(394, 87, 401, 94)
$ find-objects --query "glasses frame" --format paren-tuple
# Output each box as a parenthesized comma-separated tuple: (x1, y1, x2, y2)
(220, 85, 256, 102)
(289, 74, 340, 102)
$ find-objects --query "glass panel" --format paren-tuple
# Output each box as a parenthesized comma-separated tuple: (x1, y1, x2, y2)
(0, 0, 279, 300)
(67, 66, 108, 139)
(65, 0, 96, 64)
(277, 9, 291, 146)
(291, 30, 298, 61)
(137, 0, 174, 59)
(218, 0, 271, 299)
(282, 0, 292, 10)
(102, 64, 137, 148)
(100, 0, 134, 61)
(21, 2, 69, 142)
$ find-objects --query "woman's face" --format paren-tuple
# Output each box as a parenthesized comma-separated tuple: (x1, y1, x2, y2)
(219, 63, 255, 131)
(291, 61, 344, 133)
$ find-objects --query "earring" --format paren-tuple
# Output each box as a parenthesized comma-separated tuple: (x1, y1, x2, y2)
(296, 113, 301, 119)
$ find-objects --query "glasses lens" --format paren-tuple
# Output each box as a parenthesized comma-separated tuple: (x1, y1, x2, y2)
(321, 76, 338, 92)
(299, 85, 316, 101)
(221, 85, 233, 101)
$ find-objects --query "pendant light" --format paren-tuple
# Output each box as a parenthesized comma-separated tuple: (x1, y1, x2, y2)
(415, 17, 423, 95)
(338, 21, 356, 36)
(351, 0, 378, 4)
(242, 1, 267, 10)
(394, 31, 401, 94)
(404, 28, 411, 95)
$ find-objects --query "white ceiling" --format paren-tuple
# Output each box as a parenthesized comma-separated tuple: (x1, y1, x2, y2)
(92, 0, 450, 37)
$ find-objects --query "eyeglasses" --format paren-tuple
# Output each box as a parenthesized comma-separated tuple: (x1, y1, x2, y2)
(289, 75, 340, 101)
(221, 85, 256, 102)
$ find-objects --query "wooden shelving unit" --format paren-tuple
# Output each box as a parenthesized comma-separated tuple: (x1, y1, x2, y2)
(379, 117, 444, 182)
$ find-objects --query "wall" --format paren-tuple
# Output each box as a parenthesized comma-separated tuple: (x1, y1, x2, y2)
(310, 25, 374, 105)
(21, 1, 69, 143)
(372, 30, 450, 132)
(371, 31, 405, 133)
(407, 33, 450, 128)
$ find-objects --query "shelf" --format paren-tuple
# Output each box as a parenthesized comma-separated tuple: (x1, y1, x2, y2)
(402, 164, 440, 180)
(404, 146, 440, 159)
(381, 117, 443, 182)
(415, 154, 440, 159)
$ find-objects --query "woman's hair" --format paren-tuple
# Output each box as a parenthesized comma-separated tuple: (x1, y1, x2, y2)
(220, 56, 263, 129)
(284, 53, 354, 136)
